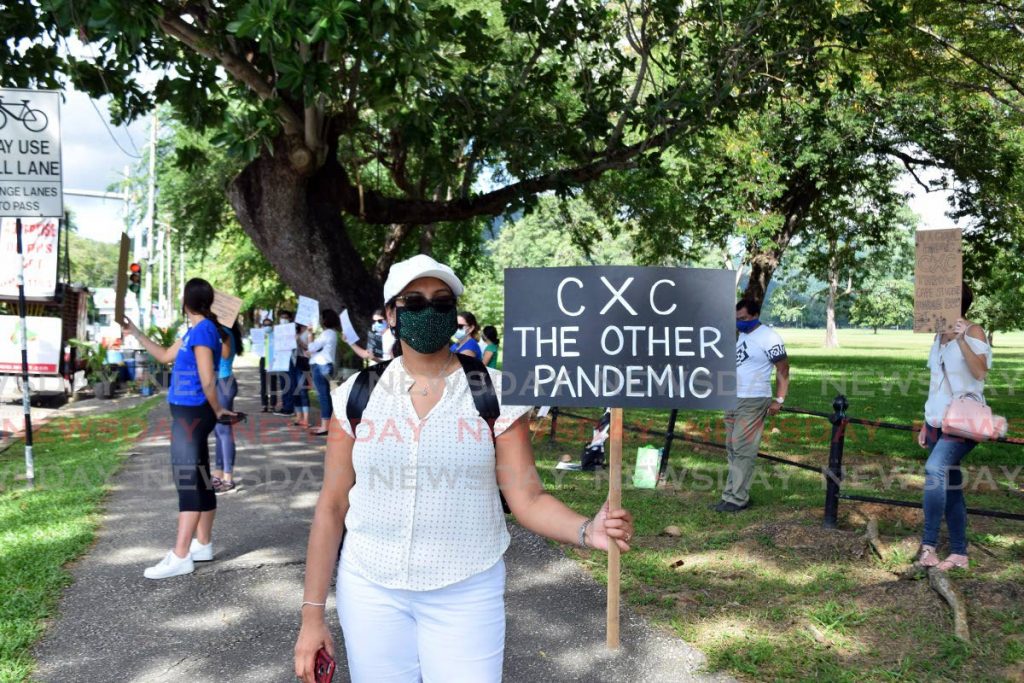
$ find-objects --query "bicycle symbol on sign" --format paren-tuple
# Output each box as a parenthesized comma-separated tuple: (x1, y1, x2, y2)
(0, 98, 49, 133)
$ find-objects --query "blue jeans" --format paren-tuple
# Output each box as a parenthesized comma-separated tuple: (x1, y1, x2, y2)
(312, 363, 334, 420)
(214, 376, 237, 475)
(292, 359, 310, 410)
(921, 424, 976, 555)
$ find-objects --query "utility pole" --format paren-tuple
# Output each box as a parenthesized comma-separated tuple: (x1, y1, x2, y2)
(141, 113, 157, 329)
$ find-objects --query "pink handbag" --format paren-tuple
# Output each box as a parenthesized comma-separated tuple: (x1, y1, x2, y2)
(940, 361, 1008, 441)
(942, 395, 1008, 442)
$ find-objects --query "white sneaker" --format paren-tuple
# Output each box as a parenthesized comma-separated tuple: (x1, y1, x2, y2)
(143, 551, 195, 579)
(189, 538, 214, 562)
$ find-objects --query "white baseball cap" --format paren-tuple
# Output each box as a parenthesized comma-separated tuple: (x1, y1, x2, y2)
(383, 254, 465, 304)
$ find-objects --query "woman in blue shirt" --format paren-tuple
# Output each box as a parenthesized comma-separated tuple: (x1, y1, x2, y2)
(122, 278, 236, 580)
(212, 321, 244, 495)
(451, 310, 483, 360)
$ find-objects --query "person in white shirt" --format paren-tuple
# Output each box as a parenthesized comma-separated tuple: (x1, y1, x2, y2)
(308, 309, 341, 436)
(915, 283, 991, 572)
(713, 298, 790, 513)
(294, 255, 635, 683)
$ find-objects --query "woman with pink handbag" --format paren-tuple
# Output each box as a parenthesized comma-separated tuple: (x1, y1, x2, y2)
(916, 283, 992, 572)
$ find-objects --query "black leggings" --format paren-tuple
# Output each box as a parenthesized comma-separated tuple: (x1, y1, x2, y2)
(170, 402, 217, 512)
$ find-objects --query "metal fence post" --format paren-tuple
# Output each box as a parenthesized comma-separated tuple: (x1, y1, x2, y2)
(548, 407, 559, 443)
(823, 394, 849, 529)
(657, 409, 679, 484)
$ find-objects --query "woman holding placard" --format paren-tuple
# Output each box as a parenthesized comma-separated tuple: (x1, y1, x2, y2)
(294, 255, 634, 683)
(122, 278, 236, 579)
(308, 309, 341, 436)
(916, 282, 991, 572)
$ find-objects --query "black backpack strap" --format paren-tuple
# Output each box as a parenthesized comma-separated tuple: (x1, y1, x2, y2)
(455, 354, 512, 513)
(456, 354, 500, 436)
(346, 360, 392, 435)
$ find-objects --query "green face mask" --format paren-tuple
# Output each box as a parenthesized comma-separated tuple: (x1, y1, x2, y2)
(397, 306, 458, 354)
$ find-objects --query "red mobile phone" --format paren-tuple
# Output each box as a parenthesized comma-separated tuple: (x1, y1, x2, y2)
(314, 647, 336, 683)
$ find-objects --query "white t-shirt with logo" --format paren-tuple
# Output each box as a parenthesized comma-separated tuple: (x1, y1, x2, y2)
(736, 324, 787, 398)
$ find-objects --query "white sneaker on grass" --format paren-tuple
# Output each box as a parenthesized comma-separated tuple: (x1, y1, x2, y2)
(189, 538, 214, 562)
(144, 551, 194, 579)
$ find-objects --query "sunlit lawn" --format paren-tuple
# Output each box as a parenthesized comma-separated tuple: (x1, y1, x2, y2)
(537, 328, 1024, 682)
(0, 398, 159, 683)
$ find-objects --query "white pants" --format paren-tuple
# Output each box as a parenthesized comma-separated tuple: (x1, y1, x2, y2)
(337, 555, 506, 682)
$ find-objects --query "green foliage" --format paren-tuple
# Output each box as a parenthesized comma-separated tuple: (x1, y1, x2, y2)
(67, 339, 108, 382)
(67, 233, 118, 290)
(850, 280, 915, 332)
(460, 195, 645, 328)
(0, 399, 158, 681)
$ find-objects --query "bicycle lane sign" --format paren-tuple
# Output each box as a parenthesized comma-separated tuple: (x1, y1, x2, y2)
(0, 88, 62, 218)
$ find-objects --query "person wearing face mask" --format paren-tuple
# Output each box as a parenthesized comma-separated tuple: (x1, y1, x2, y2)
(273, 310, 297, 417)
(294, 254, 635, 683)
(451, 310, 483, 360)
(712, 298, 790, 513)
(258, 317, 276, 413)
(367, 309, 387, 362)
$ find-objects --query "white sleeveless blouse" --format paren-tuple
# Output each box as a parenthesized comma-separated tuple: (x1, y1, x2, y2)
(331, 358, 532, 590)
(924, 333, 992, 428)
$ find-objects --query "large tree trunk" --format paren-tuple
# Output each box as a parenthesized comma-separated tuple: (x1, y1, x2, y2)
(227, 136, 387, 338)
(824, 239, 840, 348)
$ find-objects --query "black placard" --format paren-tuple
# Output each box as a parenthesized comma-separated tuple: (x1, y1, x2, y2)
(501, 266, 737, 409)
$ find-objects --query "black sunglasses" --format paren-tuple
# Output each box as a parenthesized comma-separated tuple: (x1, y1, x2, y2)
(395, 293, 457, 313)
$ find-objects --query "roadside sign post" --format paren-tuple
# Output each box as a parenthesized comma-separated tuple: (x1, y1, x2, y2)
(502, 266, 737, 649)
(1, 87, 63, 490)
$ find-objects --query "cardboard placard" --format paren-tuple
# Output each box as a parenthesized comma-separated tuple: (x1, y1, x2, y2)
(211, 289, 243, 328)
(295, 295, 319, 327)
(913, 228, 962, 333)
(114, 233, 130, 330)
(501, 266, 737, 409)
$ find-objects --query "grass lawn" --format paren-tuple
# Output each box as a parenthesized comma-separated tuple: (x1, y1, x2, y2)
(0, 397, 159, 683)
(534, 328, 1024, 682)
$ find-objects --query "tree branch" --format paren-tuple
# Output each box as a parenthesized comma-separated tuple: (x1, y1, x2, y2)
(913, 23, 1024, 99)
(157, 8, 304, 137)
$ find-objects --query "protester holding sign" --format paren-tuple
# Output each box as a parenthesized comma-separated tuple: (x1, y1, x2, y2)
(308, 309, 341, 436)
(121, 278, 236, 579)
(294, 255, 634, 683)
(291, 323, 313, 428)
(256, 318, 275, 412)
(212, 321, 244, 495)
(712, 299, 790, 513)
(272, 312, 297, 416)
(916, 282, 991, 572)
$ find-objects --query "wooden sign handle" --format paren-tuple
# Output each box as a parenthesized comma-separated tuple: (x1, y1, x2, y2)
(607, 407, 623, 649)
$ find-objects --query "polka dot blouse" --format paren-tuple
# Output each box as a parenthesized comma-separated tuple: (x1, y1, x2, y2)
(331, 358, 533, 591)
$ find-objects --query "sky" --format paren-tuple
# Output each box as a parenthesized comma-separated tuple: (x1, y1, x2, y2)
(59, 88, 961, 244)
(59, 87, 148, 242)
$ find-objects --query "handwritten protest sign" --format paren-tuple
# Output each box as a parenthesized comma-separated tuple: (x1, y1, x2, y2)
(271, 322, 296, 371)
(211, 289, 243, 328)
(295, 295, 319, 327)
(914, 228, 962, 333)
(250, 327, 266, 358)
(501, 266, 737, 409)
(340, 309, 360, 344)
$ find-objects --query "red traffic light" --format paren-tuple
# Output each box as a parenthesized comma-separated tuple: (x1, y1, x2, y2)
(129, 263, 141, 273)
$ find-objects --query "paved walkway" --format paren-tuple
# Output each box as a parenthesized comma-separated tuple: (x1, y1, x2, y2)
(31, 366, 729, 682)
